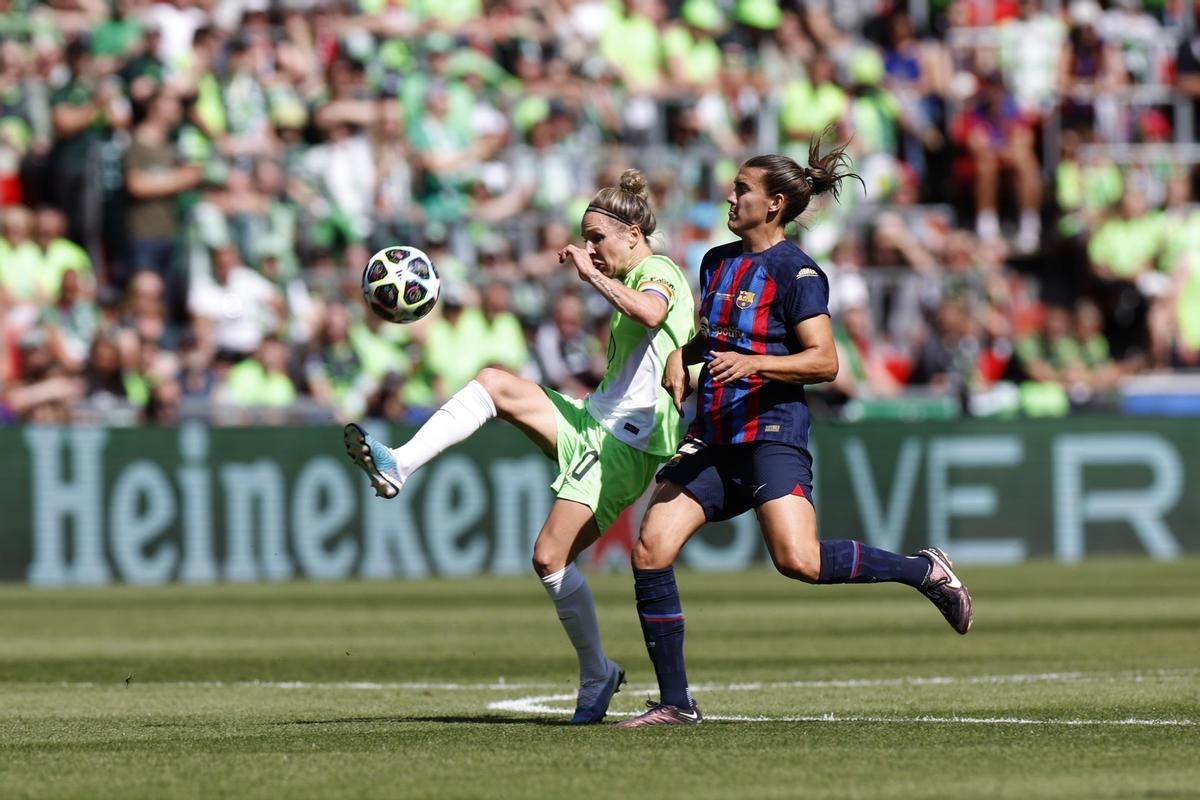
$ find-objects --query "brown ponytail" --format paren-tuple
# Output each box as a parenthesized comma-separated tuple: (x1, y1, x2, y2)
(742, 126, 864, 227)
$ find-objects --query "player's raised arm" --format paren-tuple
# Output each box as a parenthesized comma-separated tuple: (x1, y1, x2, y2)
(558, 242, 669, 328)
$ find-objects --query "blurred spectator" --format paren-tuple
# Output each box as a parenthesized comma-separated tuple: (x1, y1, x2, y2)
(532, 291, 604, 397)
(1173, 22, 1200, 134)
(120, 269, 176, 350)
(40, 269, 96, 375)
(1012, 301, 1120, 408)
(908, 297, 983, 402)
(778, 54, 845, 153)
(0, 205, 42, 312)
(834, 302, 906, 399)
(957, 71, 1042, 254)
(424, 281, 527, 400)
(225, 335, 297, 412)
(1073, 298, 1122, 392)
(188, 244, 281, 361)
(51, 38, 129, 246)
(305, 302, 373, 421)
(998, 0, 1066, 117)
(1058, 0, 1126, 139)
(35, 206, 92, 300)
(1097, 0, 1165, 87)
(124, 88, 202, 283)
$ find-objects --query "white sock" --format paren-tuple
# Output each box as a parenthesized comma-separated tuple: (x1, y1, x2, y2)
(392, 380, 496, 478)
(976, 208, 1000, 240)
(1018, 209, 1041, 239)
(540, 563, 608, 685)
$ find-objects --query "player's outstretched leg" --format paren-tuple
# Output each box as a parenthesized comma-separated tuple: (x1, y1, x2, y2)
(343, 378, 497, 499)
(758, 496, 974, 634)
(814, 540, 973, 634)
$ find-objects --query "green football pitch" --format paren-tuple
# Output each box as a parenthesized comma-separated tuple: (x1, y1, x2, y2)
(2, 559, 1197, 799)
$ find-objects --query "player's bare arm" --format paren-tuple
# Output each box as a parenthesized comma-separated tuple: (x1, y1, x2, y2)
(708, 315, 838, 385)
(558, 243, 668, 328)
(662, 333, 706, 412)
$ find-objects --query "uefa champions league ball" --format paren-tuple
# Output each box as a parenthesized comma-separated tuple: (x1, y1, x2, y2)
(361, 246, 441, 324)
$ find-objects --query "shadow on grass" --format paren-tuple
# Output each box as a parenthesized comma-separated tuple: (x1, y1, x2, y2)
(278, 715, 573, 727)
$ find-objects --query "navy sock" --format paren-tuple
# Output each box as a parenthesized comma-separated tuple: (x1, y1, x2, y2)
(817, 540, 930, 587)
(633, 567, 692, 709)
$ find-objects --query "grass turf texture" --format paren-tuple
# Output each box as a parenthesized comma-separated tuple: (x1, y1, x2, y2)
(2, 558, 1198, 799)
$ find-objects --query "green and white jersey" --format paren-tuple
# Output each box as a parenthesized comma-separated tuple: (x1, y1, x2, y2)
(585, 254, 695, 457)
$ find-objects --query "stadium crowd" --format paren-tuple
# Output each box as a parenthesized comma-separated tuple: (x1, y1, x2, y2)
(1, 0, 1198, 425)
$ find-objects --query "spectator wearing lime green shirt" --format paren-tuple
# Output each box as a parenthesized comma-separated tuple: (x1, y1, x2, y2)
(663, 0, 724, 92)
(1073, 299, 1121, 392)
(598, 0, 665, 96)
(1054, 128, 1122, 238)
(1087, 187, 1163, 283)
(1174, 261, 1200, 367)
(226, 336, 297, 412)
(424, 282, 528, 401)
(1014, 305, 1090, 386)
(0, 205, 42, 310)
(34, 207, 91, 300)
(779, 55, 846, 150)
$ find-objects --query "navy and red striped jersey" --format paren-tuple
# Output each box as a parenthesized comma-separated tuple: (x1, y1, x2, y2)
(691, 239, 830, 447)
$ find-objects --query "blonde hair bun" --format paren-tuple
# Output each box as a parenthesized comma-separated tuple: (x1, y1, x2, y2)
(618, 169, 649, 199)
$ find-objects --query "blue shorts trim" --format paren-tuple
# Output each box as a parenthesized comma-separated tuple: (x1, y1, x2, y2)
(657, 438, 813, 522)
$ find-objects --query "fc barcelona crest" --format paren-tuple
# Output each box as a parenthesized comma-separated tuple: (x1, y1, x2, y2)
(735, 290, 756, 309)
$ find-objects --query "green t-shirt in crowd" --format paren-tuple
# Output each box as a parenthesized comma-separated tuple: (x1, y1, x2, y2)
(599, 10, 663, 92)
(424, 307, 529, 395)
(0, 239, 42, 301)
(38, 238, 92, 298)
(780, 80, 847, 140)
(662, 25, 722, 86)
(1088, 212, 1164, 279)
(228, 360, 296, 408)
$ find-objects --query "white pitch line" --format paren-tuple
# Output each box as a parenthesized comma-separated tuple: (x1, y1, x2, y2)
(36, 680, 562, 691)
(486, 694, 1199, 727)
(26, 667, 1200, 695)
(698, 666, 1200, 693)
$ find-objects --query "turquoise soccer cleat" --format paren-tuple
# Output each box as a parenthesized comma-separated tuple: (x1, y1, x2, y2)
(343, 423, 404, 499)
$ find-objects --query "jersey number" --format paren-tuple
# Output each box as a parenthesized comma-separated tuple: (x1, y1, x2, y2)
(570, 450, 600, 481)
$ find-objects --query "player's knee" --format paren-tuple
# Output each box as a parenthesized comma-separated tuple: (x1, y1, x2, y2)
(631, 537, 671, 571)
(772, 549, 821, 583)
(474, 367, 508, 406)
(530, 544, 561, 578)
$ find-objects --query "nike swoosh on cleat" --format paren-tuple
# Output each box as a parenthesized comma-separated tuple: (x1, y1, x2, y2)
(678, 709, 700, 721)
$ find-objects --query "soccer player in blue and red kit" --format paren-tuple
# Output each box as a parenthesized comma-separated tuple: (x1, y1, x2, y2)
(616, 137, 974, 728)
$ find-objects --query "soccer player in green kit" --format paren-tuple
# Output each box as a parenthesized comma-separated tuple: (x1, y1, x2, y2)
(344, 169, 695, 724)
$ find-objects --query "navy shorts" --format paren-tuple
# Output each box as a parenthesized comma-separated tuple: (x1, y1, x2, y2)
(656, 437, 814, 522)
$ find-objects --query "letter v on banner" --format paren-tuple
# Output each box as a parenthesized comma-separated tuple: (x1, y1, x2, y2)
(844, 437, 921, 553)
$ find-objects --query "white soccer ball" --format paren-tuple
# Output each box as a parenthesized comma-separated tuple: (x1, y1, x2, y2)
(361, 245, 441, 324)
